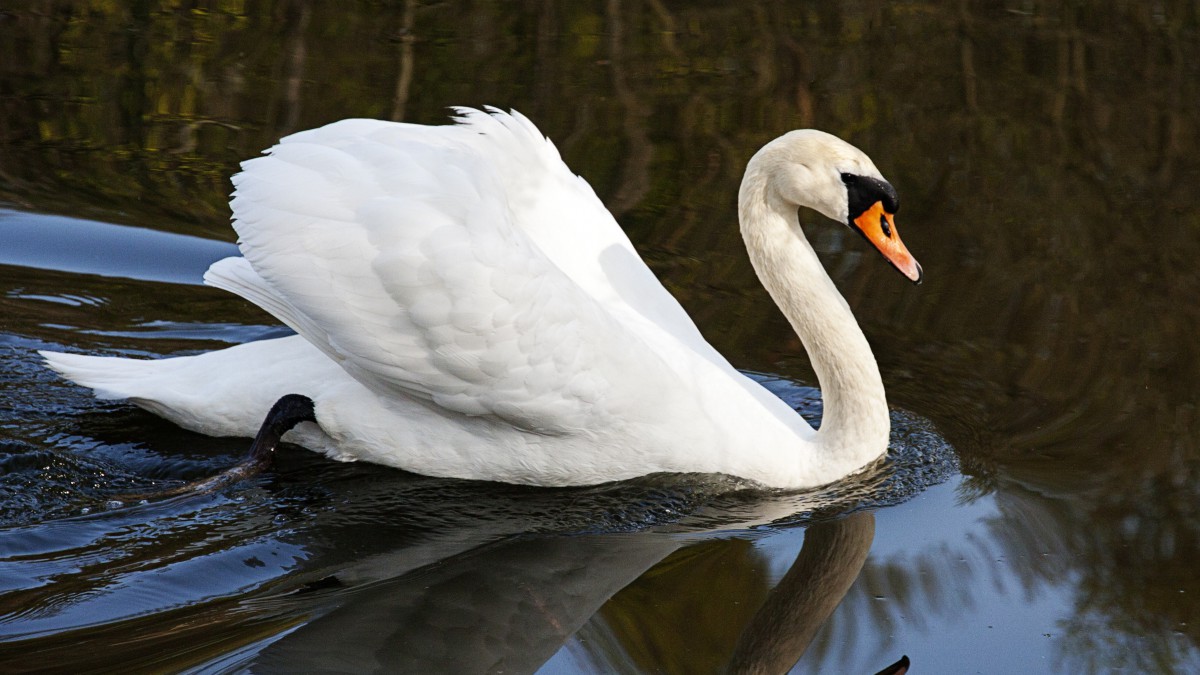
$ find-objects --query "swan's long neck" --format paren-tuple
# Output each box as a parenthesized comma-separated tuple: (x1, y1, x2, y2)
(738, 164, 890, 473)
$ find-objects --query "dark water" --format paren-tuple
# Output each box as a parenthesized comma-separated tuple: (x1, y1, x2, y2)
(1, 2, 1198, 673)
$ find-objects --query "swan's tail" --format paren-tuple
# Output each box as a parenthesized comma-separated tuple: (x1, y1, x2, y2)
(41, 350, 169, 402)
(39, 338, 324, 442)
(39, 349, 228, 435)
(41, 339, 340, 457)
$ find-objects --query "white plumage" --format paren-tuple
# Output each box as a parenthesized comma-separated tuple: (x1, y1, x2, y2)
(42, 108, 920, 489)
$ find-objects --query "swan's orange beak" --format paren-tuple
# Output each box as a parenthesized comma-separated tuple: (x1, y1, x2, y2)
(852, 201, 922, 284)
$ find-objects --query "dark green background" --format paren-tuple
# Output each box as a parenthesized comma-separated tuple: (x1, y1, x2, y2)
(1, 2, 1198, 672)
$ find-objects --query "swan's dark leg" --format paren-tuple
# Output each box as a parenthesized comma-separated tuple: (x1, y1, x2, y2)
(873, 655, 910, 675)
(115, 394, 316, 502)
(242, 394, 318, 472)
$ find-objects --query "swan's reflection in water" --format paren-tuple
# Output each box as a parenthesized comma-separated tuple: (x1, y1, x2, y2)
(728, 512, 875, 674)
(247, 511, 880, 673)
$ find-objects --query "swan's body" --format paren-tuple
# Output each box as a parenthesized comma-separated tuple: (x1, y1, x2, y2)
(42, 108, 920, 489)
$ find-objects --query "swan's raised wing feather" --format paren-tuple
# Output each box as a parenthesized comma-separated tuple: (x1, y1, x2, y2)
(446, 109, 715, 353)
(219, 113, 682, 433)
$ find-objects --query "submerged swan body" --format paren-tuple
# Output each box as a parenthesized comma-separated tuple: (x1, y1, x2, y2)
(42, 108, 921, 489)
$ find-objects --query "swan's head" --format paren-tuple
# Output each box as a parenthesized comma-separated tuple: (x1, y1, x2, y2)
(746, 130, 922, 284)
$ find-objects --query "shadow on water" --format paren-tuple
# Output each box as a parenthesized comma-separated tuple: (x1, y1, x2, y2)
(2, 1, 1199, 672)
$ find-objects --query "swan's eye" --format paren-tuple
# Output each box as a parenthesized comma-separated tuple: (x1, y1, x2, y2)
(841, 173, 857, 185)
(880, 214, 892, 238)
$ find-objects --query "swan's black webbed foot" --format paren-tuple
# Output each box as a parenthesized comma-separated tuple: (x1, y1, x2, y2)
(113, 394, 316, 503)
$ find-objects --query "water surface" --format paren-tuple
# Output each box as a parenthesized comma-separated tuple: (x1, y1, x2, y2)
(1, 2, 1198, 673)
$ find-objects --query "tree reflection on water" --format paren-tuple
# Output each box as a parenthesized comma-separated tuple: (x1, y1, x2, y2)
(1, 1, 1199, 671)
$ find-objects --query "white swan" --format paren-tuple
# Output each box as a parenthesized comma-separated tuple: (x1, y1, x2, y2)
(42, 108, 921, 490)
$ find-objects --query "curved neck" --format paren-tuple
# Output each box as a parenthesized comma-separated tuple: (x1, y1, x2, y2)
(738, 168, 890, 470)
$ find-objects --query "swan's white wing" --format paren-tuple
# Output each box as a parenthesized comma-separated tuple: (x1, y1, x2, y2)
(439, 109, 714, 352)
(217, 111, 686, 434)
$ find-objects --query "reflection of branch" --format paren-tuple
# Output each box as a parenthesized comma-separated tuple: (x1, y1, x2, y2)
(727, 512, 875, 674)
(605, 0, 652, 218)
(1050, 14, 1070, 147)
(1154, 13, 1184, 184)
(281, 1, 311, 134)
(762, 2, 811, 124)
(957, 0, 978, 112)
(643, 0, 683, 59)
(389, 0, 416, 122)
(533, 0, 558, 104)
